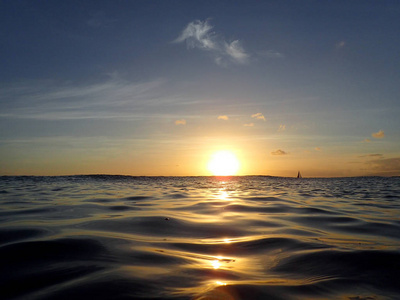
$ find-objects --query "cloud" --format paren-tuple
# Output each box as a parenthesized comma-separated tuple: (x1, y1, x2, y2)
(336, 40, 346, 49)
(363, 138, 371, 143)
(251, 113, 266, 121)
(257, 50, 285, 58)
(86, 12, 116, 29)
(175, 119, 186, 125)
(218, 115, 229, 120)
(175, 19, 249, 66)
(367, 157, 400, 175)
(315, 147, 321, 151)
(278, 124, 286, 132)
(174, 19, 216, 51)
(0, 78, 186, 120)
(372, 130, 385, 138)
(224, 40, 249, 64)
(244, 123, 254, 127)
(359, 153, 383, 158)
(271, 149, 287, 156)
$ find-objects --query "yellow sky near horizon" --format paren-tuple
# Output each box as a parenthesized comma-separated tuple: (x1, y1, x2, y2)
(1, 128, 397, 177)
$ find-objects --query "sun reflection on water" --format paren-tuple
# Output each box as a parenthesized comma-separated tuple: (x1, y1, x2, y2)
(209, 255, 237, 271)
(218, 191, 229, 201)
(211, 259, 221, 269)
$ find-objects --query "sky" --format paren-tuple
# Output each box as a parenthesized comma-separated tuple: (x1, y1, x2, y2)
(1, 0, 399, 177)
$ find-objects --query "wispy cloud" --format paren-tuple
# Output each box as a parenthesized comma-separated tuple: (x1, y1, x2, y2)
(175, 119, 186, 125)
(251, 113, 266, 121)
(244, 123, 254, 127)
(257, 50, 285, 58)
(174, 19, 216, 51)
(218, 115, 229, 121)
(336, 40, 346, 49)
(278, 124, 286, 132)
(367, 157, 400, 175)
(359, 153, 383, 158)
(86, 11, 116, 29)
(271, 149, 287, 156)
(315, 147, 321, 151)
(363, 138, 371, 143)
(174, 19, 249, 66)
(223, 40, 249, 64)
(372, 130, 385, 138)
(0, 78, 186, 120)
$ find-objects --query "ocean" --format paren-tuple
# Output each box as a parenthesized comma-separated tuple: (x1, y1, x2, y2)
(0, 175, 399, 300)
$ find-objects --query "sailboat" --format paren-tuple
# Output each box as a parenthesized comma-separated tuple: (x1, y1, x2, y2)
(297, 171, 302, 178)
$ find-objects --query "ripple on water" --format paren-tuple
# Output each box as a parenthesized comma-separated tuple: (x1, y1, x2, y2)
(272, 249, 400, 293)
(0, 238, 108, 299)
(0, 176, 399, 300)
(0, 227, 49, 245)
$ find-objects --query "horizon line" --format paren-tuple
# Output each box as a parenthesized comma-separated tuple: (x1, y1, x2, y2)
(1, 174, 398, 179)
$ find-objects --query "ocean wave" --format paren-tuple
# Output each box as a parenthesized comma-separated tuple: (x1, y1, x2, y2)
(0, 176, 399, 299)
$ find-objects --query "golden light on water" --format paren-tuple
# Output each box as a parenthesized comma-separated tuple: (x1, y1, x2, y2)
(207, 150, 240, 176)
(211, 259, 221, 269)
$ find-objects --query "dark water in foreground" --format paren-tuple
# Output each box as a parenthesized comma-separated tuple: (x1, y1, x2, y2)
(0, 176, 400, 300)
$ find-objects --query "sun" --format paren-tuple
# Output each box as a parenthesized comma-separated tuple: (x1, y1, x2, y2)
(207, 150, 240, 176)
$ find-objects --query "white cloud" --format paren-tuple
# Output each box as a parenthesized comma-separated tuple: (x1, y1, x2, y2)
(224, 40, 249, 64)
(271, 149, 287, 156)
(251, 113, 266, 121)
(218, 115, 229, 120)
(174, 20, 216, 50)
(175, 119, 186, 125)
(372, 130, 385, 138)
(174, 19, 250, 66)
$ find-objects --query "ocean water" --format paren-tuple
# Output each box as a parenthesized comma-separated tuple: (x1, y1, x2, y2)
(0, 176, 399, 300)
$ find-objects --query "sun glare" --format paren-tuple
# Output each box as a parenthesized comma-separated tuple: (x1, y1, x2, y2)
(207, 150, 240, 176)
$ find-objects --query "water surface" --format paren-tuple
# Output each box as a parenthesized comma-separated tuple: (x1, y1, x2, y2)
(1, 176, 399, 299)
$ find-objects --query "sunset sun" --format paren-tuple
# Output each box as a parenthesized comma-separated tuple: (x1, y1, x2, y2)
(207, 150, 240, 176)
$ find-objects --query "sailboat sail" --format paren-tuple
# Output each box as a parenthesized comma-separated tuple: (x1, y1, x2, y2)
(297, 171, 302, 178)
